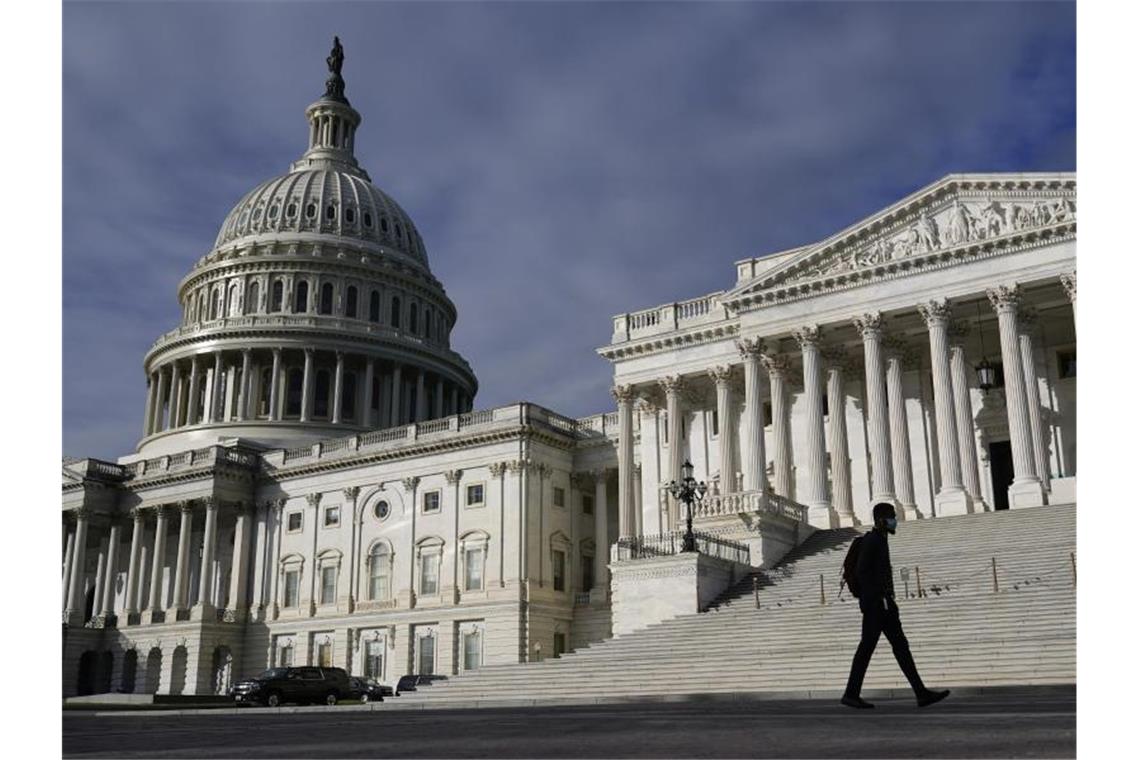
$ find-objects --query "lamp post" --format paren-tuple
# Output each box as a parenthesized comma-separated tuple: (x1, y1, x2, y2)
(667, 460, 707, 552)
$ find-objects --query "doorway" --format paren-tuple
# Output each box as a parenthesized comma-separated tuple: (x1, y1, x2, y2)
(989, 440, 1014, 511)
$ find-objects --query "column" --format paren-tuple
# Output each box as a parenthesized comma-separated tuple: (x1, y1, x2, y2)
(1060, 272, 1076, 322)
(736, 338, 768, 494)
(363, 358, 375, 427)
(918, 300, 973, 515)
(61, 520, 75, 610)
(1018, 308, 1051, 492)
(592, 471, 609, 601)
(300, 348, 314, 422)
(709, 366, 738, 496)
(124, 509, 145, 616)
(949, 325, 984, 506)
(332, 352, 345, 424)
(236, 349, 252, 421)
(852, 313, 897, 511)
(186, 358, 201, 426)
(434, 377, 445, 419)
(249, 502, 270, 618)
(142, 373, 157, 437)
(147, 506, 169, 617)
(415, 370, 426, 422)
(268, 349, 282, 421)
(64, 508, 90, 623)
(207, 352, 223, 423)
(194, 499, 219, 615)
(101, 519, 122, 619)
(634, 464, 643, 538)
(92, 543, 107, 618)
(823, 348, 855, 527)
(794, 326, 832, 527)
(986, 285, 1046, 507)
(613, 385, 637, 539)
(761, 355, 793, 499)
(166, 362, 181, 429)
(883, 339, 919, 520)
(660, 376, 684, 526)
(172, 502, 194, 611)
(390, 364, 402, 426)
(153, 368, 169, 433)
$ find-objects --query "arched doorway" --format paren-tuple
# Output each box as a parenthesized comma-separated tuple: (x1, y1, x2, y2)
(169, 646, 187, 695)
(212, 646, 233, 695)
(144, 648, 162, 693)
(120, 649, 138, 694)
(76, 651, 97, 696)
(97, 651, 114, 694)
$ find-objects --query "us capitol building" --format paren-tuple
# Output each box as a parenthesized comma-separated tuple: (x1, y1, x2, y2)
(61, 42, 1077, 697)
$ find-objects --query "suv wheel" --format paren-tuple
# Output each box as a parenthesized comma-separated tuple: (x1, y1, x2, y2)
(325, 691, 339, 706)
(360, 693, 370, 704)
(266, 691, 282, 708)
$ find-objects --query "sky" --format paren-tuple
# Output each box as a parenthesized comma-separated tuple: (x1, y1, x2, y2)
(62, 0, 1075, 458)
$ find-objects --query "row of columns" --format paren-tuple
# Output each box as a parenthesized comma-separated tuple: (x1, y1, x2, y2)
(608, 276, 1072, 529)
(143, 349, 471, 438)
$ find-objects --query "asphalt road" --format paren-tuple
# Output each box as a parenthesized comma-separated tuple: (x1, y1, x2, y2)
(63, 692, 1075, 759)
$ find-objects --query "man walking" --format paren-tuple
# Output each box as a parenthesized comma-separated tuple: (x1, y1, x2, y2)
(841, 502, 950, 709)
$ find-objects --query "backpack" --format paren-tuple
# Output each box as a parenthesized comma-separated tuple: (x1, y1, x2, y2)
(840, 534, 866, 598)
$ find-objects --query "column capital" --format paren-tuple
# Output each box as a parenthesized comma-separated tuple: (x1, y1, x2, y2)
(792, 324, 823, 348)
(241, 347, 252, 357)
(272, 347, 282, 358)
(735, 336, 767, 359)
(505, 460, 525, 474)
(658, 375, 684, 396)
(229, 500, 252, 516)
(342, 486, 360, 503)
(591, 467, 611, 483)
(985, 284, 1022, 312)
(489, 461, 508, 478)
(570, 471, 594, 490)
(401, 476, 420, 492)
(201, 496, 219, 512)
(707, 365, 733, 385)
(303, 347, 315, 358)
(918, 298, 954, 326)
(444, 469, 463, 484)
(130, 506, 146, 523)
(177, 500, 194, 514)
(852, 312, 884, 337)
(264, 497, 286, 513)
(760, 353, 789, 375)
(306, 492, 323, 508)
(611, 384, 637, 405)
(335, 350, 345, 361)
(1060, 271, 1076, 303)
(637, 398, 660, 415)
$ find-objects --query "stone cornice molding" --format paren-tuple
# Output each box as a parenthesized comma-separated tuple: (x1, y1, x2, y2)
(986, 284, 1022, 312)
(917, 299, 954, 326)
(597, 321, 740, 362)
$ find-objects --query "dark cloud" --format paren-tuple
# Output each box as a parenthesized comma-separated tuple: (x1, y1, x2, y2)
(63, 1, 1075, 457)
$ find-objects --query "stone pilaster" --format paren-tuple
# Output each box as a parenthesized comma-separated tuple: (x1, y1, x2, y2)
(237, 349, 252, 421)
(124, 508, 145, 616)
(268, 349, 282, 422)
(154, 369, 169, 433)
(736, 338, 768, 494)
(64, 508, 90, 624)
(918, 300, 973, 516)
(852, 313, 897, 512)
(793, 325, 833, 527)
(167, 363, 181, 429)
(208, 352, 223, 423)
(186, 359, 201, 425)
(193, 498, 220, 617)
(147, 506, 169, 620)
(172, 501, 194, 611)
(363, 358, 375, 427)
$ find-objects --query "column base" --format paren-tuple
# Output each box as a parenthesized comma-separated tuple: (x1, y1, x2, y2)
(935, 489, 974, 517)
(189, 603, 214, 622)
(899, 502, 921, 521)
(834, 510, 859, 528)
(1009, 479, 1047, 509)
(147, 610, 167, 625)
(807, 504, 836, 530)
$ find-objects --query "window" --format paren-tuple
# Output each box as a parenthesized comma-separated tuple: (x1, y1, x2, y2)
(285, 369, 303, 417)
(373, 500, 390, 521)
(396, 222, 403, 240)
(380, 216, 389, 233)
(286, 203, 297, 218)
(464, 547, 484, 591)
(319, 283, 334, 315)
(553, 487, 565, 508)
(270, 280, 284, 312)
(552, 550, 566, 591)
(295, 281, 309, 313)
(279, 641, 294, 667)
(305, 203, 316, 219)
(419, 554, 439, 595)
(425, 310, 432, 340)
(582, 554, 594, 591)
(466, 484, 484, 507)
(1057, 350, 1077, 379)
(269, 204, 279, 220)
(345, 208, 355, 224)
(553, 633, 566, 659)
(317, 641, 333, 667)
(390, 296, 401, 328)
(409, 304, 418, 334)
(365, 640, 383, 678)
(314, 371, 331, 418)
(582, 495, 594, 515)
(323, 506, 340, 528)
(247, 281, 260, 315)
(320, 566, 337, 605)
(369, 546, 390, 600)
(418, 634, 435, 676)
(422, 490, 441, 514)
(258, 367, 272, 417)
(325, 204, 336, 220)
(363, 212, 373, 228)
(283, 570, 300, 608)
(287, 512, 303, 532)
(342, 373, 357, 420)
(369, 291, 381, 323)
(463, 631, 481, 671)
(345, 286, 358, 318)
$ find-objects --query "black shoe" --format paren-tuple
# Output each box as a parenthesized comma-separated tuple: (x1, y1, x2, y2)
(841, 695, 875, 709)
(916, 689, 950, 708)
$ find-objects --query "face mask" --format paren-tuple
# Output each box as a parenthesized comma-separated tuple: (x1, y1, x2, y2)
(884, 518, 898, 532)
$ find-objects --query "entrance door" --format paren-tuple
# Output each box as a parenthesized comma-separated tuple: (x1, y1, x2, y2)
(989, 440, 1014, 511)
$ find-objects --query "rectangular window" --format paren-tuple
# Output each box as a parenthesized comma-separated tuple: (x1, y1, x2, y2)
(553, 487, 565, 508)
(317, 642, 332, 668)
(422, 490, 441, 514)
(320, 566, 337, 605)
(553, 632, 566, 659)
(365, 641, 384, 679)
(287, 511, 303, 532)
(552, 550, 566, 592)
(279, 642, 294, 667)
(369, 556, 390, 601)
(420, 554, 439, 595)
(466, 484, 484, 507)
(463, 631, 482, 671)
(323, 505, 340, 528)
(582, 495, 594, 515)
(465, 547, 484, 591)
(283, 570, 300, 608)
(582, 555, 594, 591)
(418, 635, 435, 676)
(1057, 350, 1077, 379)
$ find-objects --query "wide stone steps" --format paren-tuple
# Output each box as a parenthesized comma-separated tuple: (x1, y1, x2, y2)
(395, 505, 1075, 706)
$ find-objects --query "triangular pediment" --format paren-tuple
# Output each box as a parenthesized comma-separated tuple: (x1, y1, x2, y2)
(727, 173, 1075, 310)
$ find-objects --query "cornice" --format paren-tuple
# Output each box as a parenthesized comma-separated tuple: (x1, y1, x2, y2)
(597, 320, 740, 362)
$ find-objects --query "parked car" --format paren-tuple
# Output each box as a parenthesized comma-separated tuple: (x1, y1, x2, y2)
(395, 674, 448, 694)
(348, 676, 386, 703)
(231, 666, 352, 707)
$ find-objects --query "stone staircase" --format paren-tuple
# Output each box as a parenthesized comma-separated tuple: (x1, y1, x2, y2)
(392, 504, 1076, 708)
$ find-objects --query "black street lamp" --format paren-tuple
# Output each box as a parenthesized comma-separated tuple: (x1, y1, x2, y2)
(667, 460, 708, 552)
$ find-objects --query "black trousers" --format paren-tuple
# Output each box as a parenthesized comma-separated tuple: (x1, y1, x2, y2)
(844, 596, 927, 698)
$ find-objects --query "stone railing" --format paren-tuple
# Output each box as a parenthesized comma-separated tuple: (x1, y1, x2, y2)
(692, 489, 809, 523)
(610, 291, 730, 343)
(574, 410, 636, 439)
(612, 530, 751, 566)
(65, 458, 129, 482)
(127, 445, 259, 478)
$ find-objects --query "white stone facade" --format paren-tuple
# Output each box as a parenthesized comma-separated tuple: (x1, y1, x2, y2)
(61, 47, 1076, 698)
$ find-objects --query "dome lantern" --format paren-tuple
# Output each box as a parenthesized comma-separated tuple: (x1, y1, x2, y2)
(292, 37, 368, 180)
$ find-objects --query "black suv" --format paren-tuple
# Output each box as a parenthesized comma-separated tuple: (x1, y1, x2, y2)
(232, 666, 351, 707)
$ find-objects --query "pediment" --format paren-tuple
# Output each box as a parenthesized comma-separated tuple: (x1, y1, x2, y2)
(727, 173, 1075, 310)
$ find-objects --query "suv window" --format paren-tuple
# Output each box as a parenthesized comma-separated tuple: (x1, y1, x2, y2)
(299, 667, 324, 680)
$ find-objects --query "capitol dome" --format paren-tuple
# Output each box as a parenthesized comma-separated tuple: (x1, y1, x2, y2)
(136, 40, 478, 456)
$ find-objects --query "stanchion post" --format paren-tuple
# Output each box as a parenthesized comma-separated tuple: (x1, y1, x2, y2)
(915, 566, 924, 598)
(753, 575, 760, 609)
(1071, 551, 1076, 588)
(991, 556, 999, 593)
(819, 573, 825, 605)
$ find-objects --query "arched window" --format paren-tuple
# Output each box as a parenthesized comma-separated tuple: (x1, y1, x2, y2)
(342, 372, 357, 421)
(369, 544, 391, 601)
(246, 281, 260, 315)
(319, 283, 334, 315)
(369, 290, 381, 323)
(257, 367, 272, 417)
(270, 280, 284, 313)
(287, 203, 297, 218)
(345, 208, 355, 224)
(409, 304, 418, 334)
(285, 369, 304, 417)
(345, 286, 358, 318)
(380, 217, 389, 233)
(197, 293, 206, 323)
(295, 281, 309, 313)
(424, 310, 432, 340)
(325, 204, 336, 221)
(390, 296, 401, 329)
(364, 212, 372, 228)
(228, 284, 242, 316)
(210, 289, 223, 320)
(305, 203, 316, 219)
(314, 370, 331, 418)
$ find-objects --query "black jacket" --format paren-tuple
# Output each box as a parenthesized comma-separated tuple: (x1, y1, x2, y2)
(856, 528, 895, 602)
